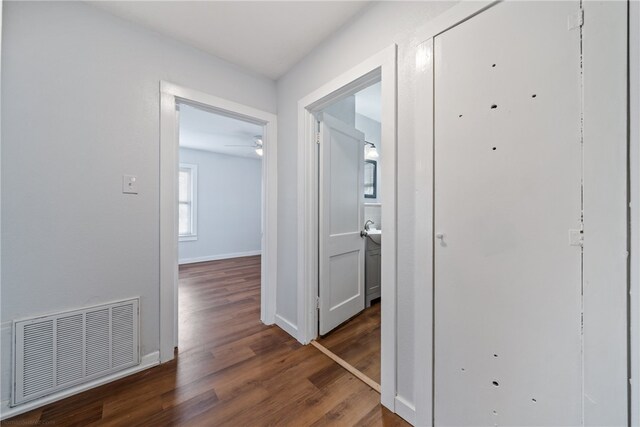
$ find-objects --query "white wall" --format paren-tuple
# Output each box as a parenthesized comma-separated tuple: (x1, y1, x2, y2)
(275, 0, 457, 410)
(0, 0, 4, 410)
(324, 95, 356, 126)
(178, 148, 262, 263)
(356, 113, 381, 147)
(0, 1, 276, 405)
(364, 204, 382, 229)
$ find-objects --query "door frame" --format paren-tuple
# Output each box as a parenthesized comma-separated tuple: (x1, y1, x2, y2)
(630, 1, 640, 424)
(412, 1, 630, 425)
(296, 44, 397, 410)
(159, 81, 278, 362)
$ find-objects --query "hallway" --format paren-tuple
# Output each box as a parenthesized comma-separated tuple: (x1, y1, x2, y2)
(6, 257, 407, 426)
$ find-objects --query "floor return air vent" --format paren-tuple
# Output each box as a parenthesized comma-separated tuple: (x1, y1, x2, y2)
(12, 298, 139, 406)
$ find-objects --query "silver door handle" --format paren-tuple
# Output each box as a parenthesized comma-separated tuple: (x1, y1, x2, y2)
(435, 233, 445, 240)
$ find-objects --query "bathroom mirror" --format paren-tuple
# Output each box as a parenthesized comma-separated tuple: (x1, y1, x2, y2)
(364, 160, 377, 199)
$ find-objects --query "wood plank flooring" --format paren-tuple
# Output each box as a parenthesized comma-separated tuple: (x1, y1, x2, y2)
(4, 256, 408, 427)
(315, 302, 381, 385)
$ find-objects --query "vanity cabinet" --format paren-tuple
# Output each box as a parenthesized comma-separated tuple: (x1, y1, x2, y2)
(365, 240, 381, 307)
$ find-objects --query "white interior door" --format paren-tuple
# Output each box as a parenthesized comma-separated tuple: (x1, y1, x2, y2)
(318, 113, 366, 335)
(433, 2, 583, 425)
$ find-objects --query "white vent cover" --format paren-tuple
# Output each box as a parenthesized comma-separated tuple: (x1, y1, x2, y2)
(12, 298, 139, 406)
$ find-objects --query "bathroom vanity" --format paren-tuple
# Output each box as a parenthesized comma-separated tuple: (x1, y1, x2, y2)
(365, 230, 381, 307)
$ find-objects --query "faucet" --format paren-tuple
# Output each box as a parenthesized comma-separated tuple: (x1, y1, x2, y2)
(364, 220, 375, 231)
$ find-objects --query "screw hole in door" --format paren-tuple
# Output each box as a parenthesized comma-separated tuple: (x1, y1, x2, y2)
(492, 381, 499, 387)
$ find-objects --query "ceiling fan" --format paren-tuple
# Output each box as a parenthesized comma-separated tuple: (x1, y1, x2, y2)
(224, 135, 263, 156)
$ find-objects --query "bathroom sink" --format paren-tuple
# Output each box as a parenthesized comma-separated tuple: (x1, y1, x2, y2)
(366, 229, 381, 245)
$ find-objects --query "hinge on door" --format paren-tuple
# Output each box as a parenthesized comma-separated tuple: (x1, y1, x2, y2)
(316, 121, 321, 144)
(568, 9, 584, 30)
(315, 296, 320, 310)
(569, 223, 584, 247)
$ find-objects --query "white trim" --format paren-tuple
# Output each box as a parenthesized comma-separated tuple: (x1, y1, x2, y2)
(413, 36, 435, 427)
(581, 2, 629, 423)
(0, 351, 159, 421)
(630, 0, 640, 424)
(160, 82, 278, 363)
(178, 162, 198, 241)
(179, 250, 262, 265)
(274, 314, 298, 339)
(296, 44, 397, 411)
(412, 2, 631, 425)
(394, 396, 416, 426)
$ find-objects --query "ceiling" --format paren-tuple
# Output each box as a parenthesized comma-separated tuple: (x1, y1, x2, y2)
(179, 104, 264, 159)
(355, 81, 381, 123)
(89, 1, 370, 80)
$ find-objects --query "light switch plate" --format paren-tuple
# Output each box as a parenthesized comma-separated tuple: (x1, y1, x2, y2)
(123, 174, 138, 194)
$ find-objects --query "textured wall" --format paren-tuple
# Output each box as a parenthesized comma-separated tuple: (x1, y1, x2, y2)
(178, 148, 262, 263)
(1, 1, 275, 404)
(275, 1, 457, 408)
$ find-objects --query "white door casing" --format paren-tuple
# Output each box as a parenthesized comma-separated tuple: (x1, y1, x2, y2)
(296, 45, 397, 411)
(159, 81, 278, 363)
(433, 2, 583, 425)
(318, 113, 366, 335)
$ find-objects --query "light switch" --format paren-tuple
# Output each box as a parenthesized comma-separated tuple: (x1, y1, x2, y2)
(123, 174, 138, 194)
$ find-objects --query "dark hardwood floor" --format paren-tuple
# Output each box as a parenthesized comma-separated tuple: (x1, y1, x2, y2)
(316, 302, 381, 385)
(4, 256, 408, 426)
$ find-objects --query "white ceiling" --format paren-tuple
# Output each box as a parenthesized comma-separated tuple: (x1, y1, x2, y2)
(179, 104, 264, 159)
(89, 1, 370, 80)
(355, 81, 381, 122)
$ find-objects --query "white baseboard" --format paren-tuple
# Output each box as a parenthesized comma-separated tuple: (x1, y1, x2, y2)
(0, 351, 160, 420)
(179, 250, 261, 265)
(395, 395, 416, 426)
(261, 311, 276, 326)
(274, 314, 298, 340)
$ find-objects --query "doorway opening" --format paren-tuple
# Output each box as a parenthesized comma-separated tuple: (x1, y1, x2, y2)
(159, 82, 277, 363)
(311, 81, 383, 390)
(296, 45, 397, 411)
(177, 104, 265, 352)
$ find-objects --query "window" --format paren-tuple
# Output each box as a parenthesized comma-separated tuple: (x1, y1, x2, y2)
(179, 163, 197, 241)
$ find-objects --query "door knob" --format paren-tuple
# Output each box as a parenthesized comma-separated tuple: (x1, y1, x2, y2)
(435, 233, 445, 240)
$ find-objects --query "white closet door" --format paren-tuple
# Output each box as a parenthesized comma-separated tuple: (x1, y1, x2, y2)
(433, 2, 583, 425)
(318, 113, 366, 335)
